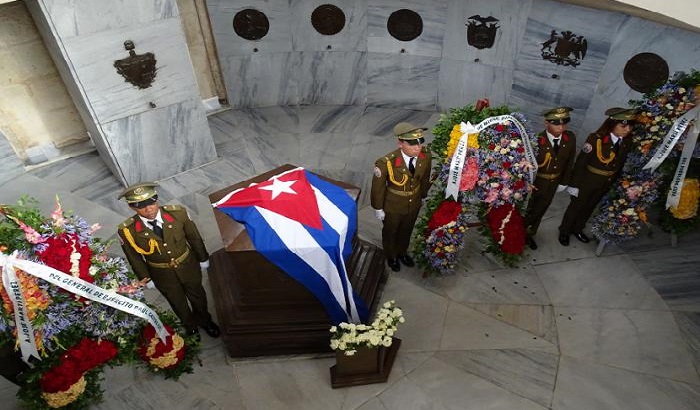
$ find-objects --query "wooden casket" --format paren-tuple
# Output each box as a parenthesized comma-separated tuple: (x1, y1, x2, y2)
(207, 165, 388, 357)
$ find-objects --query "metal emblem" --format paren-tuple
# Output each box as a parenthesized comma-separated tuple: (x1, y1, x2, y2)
(623, 53, 669, 93)
(233, 9, 269, 40)
(466, 15, 499, 49)
(311, 4, 345, 36)
(387, 9, 423, 42)
(113, 40, 157, 89)
(541, 30, 587, 67)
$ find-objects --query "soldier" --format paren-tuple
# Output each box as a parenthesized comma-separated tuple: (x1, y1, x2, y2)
(117, 182, 219, 339)
(524, 107, 577, 249)
(371, 122, 433, 272)
(558, 108, 638, 246)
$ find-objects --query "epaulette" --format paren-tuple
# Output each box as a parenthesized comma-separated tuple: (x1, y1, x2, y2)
(118, 217, 135, 229)
(162, 204, 183, 211)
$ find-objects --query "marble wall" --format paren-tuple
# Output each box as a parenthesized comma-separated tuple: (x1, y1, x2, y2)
(25, 0, 217, 185)
(207, 0, 700, 139)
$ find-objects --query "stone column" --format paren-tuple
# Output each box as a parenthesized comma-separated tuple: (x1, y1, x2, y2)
(25, 0, 217, 185)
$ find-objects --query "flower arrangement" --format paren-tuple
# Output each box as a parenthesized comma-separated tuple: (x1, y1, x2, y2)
(669, 178, 699, 219)
(413, 101, 535, 274)
(1, 196, 200, 409)
(329, 300, 404, 356)
(591, 70, 700, 242)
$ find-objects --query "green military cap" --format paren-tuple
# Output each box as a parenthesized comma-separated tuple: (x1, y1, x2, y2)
(118, 182, 159, 207)
(542, 107, 573, 121)
(605, 107, 638, 121)
(393, 122, 428, 140)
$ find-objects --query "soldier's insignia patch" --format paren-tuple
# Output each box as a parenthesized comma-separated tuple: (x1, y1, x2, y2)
(582, 143, 593, 153)
(373, 166, 382, 178)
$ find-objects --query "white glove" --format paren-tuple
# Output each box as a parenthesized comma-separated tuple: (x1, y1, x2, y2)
(566, 186, 579, 197)
(200, 260, 210, 270)
(556, 185, 568, 193)
(146, 280, 156, 289)
(374, 209, 385, 221)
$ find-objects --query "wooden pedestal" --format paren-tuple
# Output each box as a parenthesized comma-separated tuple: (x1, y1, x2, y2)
(208, 165, 388, 357)
(330, 338, 401, 388)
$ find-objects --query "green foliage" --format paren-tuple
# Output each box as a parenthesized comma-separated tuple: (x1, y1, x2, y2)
(0, 196, 45, 252)
(430, 104, 513, 160)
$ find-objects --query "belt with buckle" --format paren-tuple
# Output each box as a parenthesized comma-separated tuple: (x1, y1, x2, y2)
(586, 165, 615, 177)
(387, 187, 420, 197)
(146, 248, 190, 269)
(536, 172, 561, 181)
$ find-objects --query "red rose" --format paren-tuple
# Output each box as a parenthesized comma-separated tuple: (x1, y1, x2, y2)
(495, 124, 505, 132)
(503, 162, 511, 169)
(513, 180, 525, 190)
(516, 147, 525, 153)
(486, 169, 494, 176)
(427, 200, 462, 231)
(488, 143, 496, 150)
(486, 204, 525, 254)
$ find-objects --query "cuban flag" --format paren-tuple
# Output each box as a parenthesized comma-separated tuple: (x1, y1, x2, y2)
(212, 167, 368, 324)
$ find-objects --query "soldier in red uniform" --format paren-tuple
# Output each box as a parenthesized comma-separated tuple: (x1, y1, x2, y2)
(371, 122, 433, 272)
(558, 108, 638, 246)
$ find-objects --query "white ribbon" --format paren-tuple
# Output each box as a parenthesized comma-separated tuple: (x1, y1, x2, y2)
(1, 254, 41, 362)
(1, 252, 168, 362)
(643, 106, 700, 172)
(445, 115, 536, 200)
(445, 121, 477, 199)
(666, 110, 700, 209)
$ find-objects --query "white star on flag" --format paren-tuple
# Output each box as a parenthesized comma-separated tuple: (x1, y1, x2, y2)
(259, 178, 297, 199)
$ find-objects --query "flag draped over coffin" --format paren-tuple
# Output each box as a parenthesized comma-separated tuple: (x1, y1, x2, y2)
(212, 167, 368, 324)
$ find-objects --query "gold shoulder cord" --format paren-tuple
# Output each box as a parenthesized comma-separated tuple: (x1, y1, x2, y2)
(386, 160, 408, 187)
(596, 139, 615, 165)
(122, 228, 161, 255)
(538, 152, 552, 168)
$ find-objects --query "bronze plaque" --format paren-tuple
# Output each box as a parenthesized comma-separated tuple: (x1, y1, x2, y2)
(623, 53, 669, 93)
(466, 15, 499, 50)
(541, 30, 587, 67)
(113, 40, 157, 89)
(233, 9, 269, 40)
(387, 9, 423, 42)
(311, 4, 345, 35)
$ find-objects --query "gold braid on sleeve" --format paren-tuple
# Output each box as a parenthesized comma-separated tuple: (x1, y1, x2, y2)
(596, 139, 615, 165)
(122, 228, 161, 255)
(386, 160, 408, 187)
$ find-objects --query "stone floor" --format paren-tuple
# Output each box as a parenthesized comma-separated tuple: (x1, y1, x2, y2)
(1, 105, 699, 409)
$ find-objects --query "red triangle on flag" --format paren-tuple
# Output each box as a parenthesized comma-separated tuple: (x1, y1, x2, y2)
(215, 168, 323, 229)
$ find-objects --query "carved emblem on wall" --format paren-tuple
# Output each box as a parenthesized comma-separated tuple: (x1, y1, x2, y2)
(113, 40, 157, 89)
(233, 9, 269, 40)
(466, 15, 499, 49)
(623, 53, 669, 93)
(311, 4, 345, 35)
(541, 30, 587, 67)
(387, 9, 423, 42)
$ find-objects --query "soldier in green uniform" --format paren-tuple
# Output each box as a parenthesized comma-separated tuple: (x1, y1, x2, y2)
(117, 182, 220, 339)
(371, 122, 433, 272)
(558, 108, 638, 246)
(524, 107, 577, 250)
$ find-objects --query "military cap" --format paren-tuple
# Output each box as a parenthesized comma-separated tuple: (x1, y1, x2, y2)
(605, 107, 638, 121)
(542, 107, 573, 121)
(118, 182, 159, 207)
(393, 122, 428, 140)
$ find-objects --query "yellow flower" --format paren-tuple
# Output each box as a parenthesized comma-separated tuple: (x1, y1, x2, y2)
(670, 178, 699, 219)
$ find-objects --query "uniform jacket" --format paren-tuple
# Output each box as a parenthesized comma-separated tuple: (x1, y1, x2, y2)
(371, 147, 432, 215)
(534, 130, 576, 186)
(570, 132, 633, 187)
(117, 205, 209, 280)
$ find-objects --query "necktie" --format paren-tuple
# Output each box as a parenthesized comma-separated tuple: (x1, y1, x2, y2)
(613, 139, 620, 154)
(552, 138, 560, 154)
(148, 220, 163, 237)
(408, 157, 415, 175)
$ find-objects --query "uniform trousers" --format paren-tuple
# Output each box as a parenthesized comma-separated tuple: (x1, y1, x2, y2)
(148, 255, 211, 330)
(382, 207, 420, 259)
(559, 174, 613, 235)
